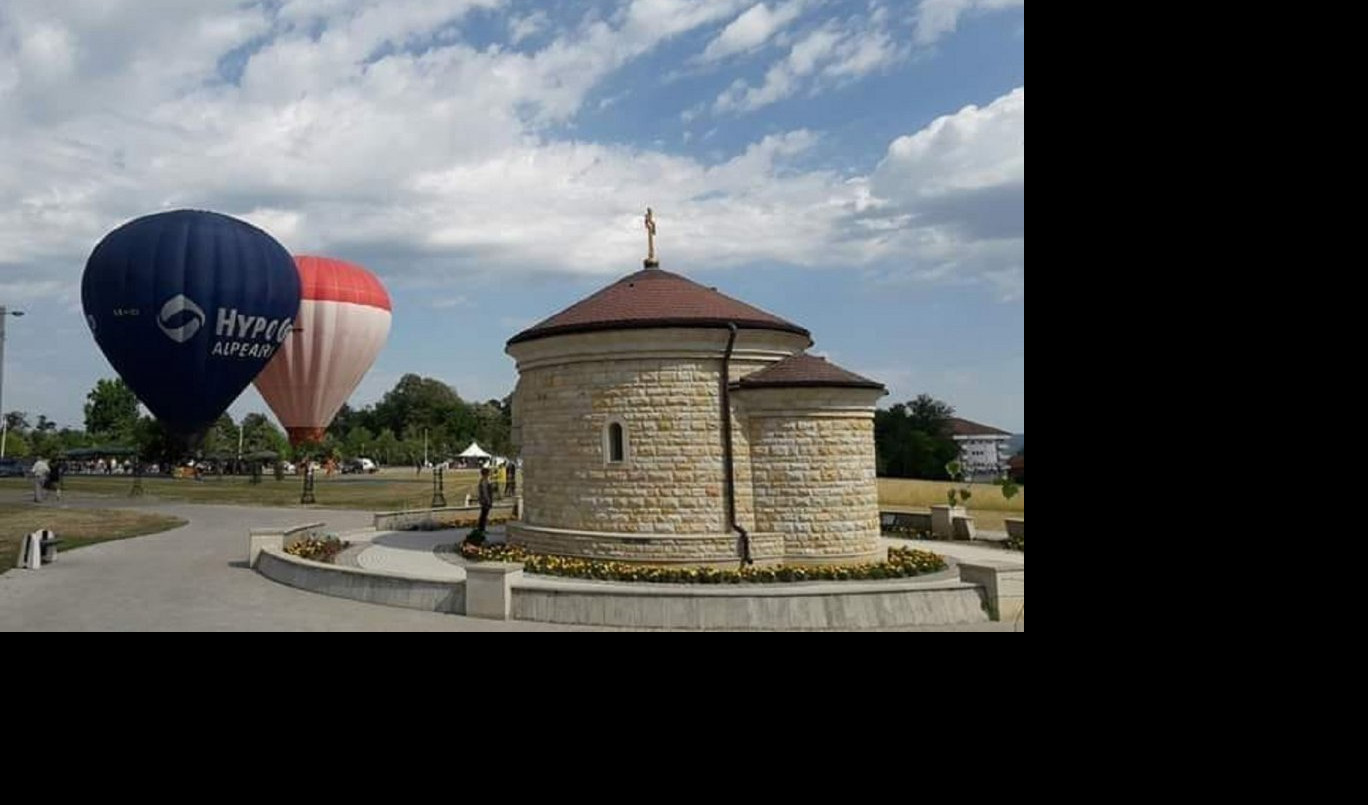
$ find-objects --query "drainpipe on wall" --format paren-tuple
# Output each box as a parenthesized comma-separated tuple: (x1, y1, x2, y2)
(721, 322, 753, 565)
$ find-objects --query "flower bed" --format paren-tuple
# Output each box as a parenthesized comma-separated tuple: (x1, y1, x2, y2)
(403, 515, 509, 532)
(1005, 533, 1023, 552)
(284, 535, 350, 563)
(458, 543, 946, 583)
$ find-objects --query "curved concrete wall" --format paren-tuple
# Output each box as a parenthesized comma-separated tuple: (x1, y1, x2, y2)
(510, 575, 989, 630)
(257, 549, 464, 613)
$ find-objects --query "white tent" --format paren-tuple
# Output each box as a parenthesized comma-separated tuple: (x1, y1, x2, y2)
(458, 442, 491, 459)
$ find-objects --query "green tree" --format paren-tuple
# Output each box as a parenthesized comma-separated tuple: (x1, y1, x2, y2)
(874, 394, 959, 480)
(343, 425, 375, 458)
(471, 397, 514, 456)
(56, 428, 92, 452)
(373, 374, 468, 436)
(372, 428, 400, 465)
(2, 429, 31, 457)
(4, 411, 30, 433)
(329, 403, 377, 440)
(906, 394, 955, 435)
(84, 378, 140, 441)
(200, 413, 238, 457)
(29, 428, 62, 460)
(132, 416, 181, 465)
(240, 413, 287, 455)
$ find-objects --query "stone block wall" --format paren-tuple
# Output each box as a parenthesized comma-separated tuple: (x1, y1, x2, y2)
(515, 356, 727, 533)
(507, 523, 784, 566)
(504, 327, 894, 566)
(740, 387, 884, 564)
(507, 329, 803, 540)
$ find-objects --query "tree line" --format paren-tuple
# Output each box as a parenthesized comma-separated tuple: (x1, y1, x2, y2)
(1, 373, 511, 467)
(7, 380, 982, 481)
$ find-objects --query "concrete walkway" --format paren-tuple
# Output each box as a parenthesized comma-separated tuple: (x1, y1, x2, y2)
(0, 497, 590, 631)
(2, 491, 1020, 631)
(882, 537, 1025, 566)
(355, 530, 465, 580)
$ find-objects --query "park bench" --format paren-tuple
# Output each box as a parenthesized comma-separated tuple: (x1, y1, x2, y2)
(880, 511, 931, 537)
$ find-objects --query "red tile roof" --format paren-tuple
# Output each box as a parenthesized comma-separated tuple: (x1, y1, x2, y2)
(948, 417, 1012, 437)
(733, 352, 884, 391)
(507, 267, 810, 345)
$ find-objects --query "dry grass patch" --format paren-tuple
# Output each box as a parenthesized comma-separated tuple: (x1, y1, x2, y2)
(879, 477, 1025, 512)
(0, 504, 187, 573)
(879, 477, 1023, 532)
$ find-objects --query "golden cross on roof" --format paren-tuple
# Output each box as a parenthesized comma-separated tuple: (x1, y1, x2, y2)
(644, 207, 659, 268)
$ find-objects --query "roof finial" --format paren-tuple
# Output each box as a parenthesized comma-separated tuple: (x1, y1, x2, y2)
(643, 207, 659, 268)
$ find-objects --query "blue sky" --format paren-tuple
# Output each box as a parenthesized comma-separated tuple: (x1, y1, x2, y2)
(0, 0, 1024, 434)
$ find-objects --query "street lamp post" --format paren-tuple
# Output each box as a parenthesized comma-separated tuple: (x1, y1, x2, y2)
(0, 306, 27, 458)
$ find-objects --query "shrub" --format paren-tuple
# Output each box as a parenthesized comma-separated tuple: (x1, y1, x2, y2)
(402, 515, 509, 532)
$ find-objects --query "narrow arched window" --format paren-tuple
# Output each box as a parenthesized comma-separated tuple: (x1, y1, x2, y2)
(608, 422, 625, 463)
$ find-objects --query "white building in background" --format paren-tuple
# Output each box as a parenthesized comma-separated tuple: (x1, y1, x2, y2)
(948, 417, 1013, 481)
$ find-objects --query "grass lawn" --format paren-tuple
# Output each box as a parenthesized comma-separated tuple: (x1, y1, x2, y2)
(0, 467, 486, 512)
(0, 504, 187, 574)
(878, 477, 1024, 532)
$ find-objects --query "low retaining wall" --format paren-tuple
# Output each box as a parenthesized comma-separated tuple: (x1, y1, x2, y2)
(256, 548, 465, 614)
(250, 522, 1018, 629)
(372, 504, 515, 532)
(957, 561, 1024, 621)
(509, 573, 988, 630)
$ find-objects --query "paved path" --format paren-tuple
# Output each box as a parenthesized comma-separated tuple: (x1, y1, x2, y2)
(2, 491, 1020, 631)
(0, 497, 590, 631)
(356, 530, 465, 579)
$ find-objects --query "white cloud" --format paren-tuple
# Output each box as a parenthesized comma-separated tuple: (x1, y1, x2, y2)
(0, 3, 1021, 314)
(913, 0, 1024, 47)
(698, 1, 808, 63)
(865, 87, 1024, 297)
(713, 14, 906, 113)
(873, 88, 1023, 208)
(508, 10, 549, 44)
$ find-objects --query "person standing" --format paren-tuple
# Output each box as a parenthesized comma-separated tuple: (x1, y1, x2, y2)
(30, 456, 50, 503)
(477, 465, 493, 534)
(48, 459, 63, 501)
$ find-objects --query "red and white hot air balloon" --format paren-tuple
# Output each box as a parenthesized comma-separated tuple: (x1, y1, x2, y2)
(253, 256, 392, 447)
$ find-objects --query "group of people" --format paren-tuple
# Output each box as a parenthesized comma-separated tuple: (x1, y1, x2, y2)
(66, 458, 133, 475)
(28, 457, 63, 503)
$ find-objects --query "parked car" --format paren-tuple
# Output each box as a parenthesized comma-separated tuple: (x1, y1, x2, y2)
(0, 457, 30, 477)
(341, 457, 378, 474)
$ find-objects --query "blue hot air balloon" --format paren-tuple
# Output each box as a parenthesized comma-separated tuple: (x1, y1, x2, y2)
(81, 210, 302, 436)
